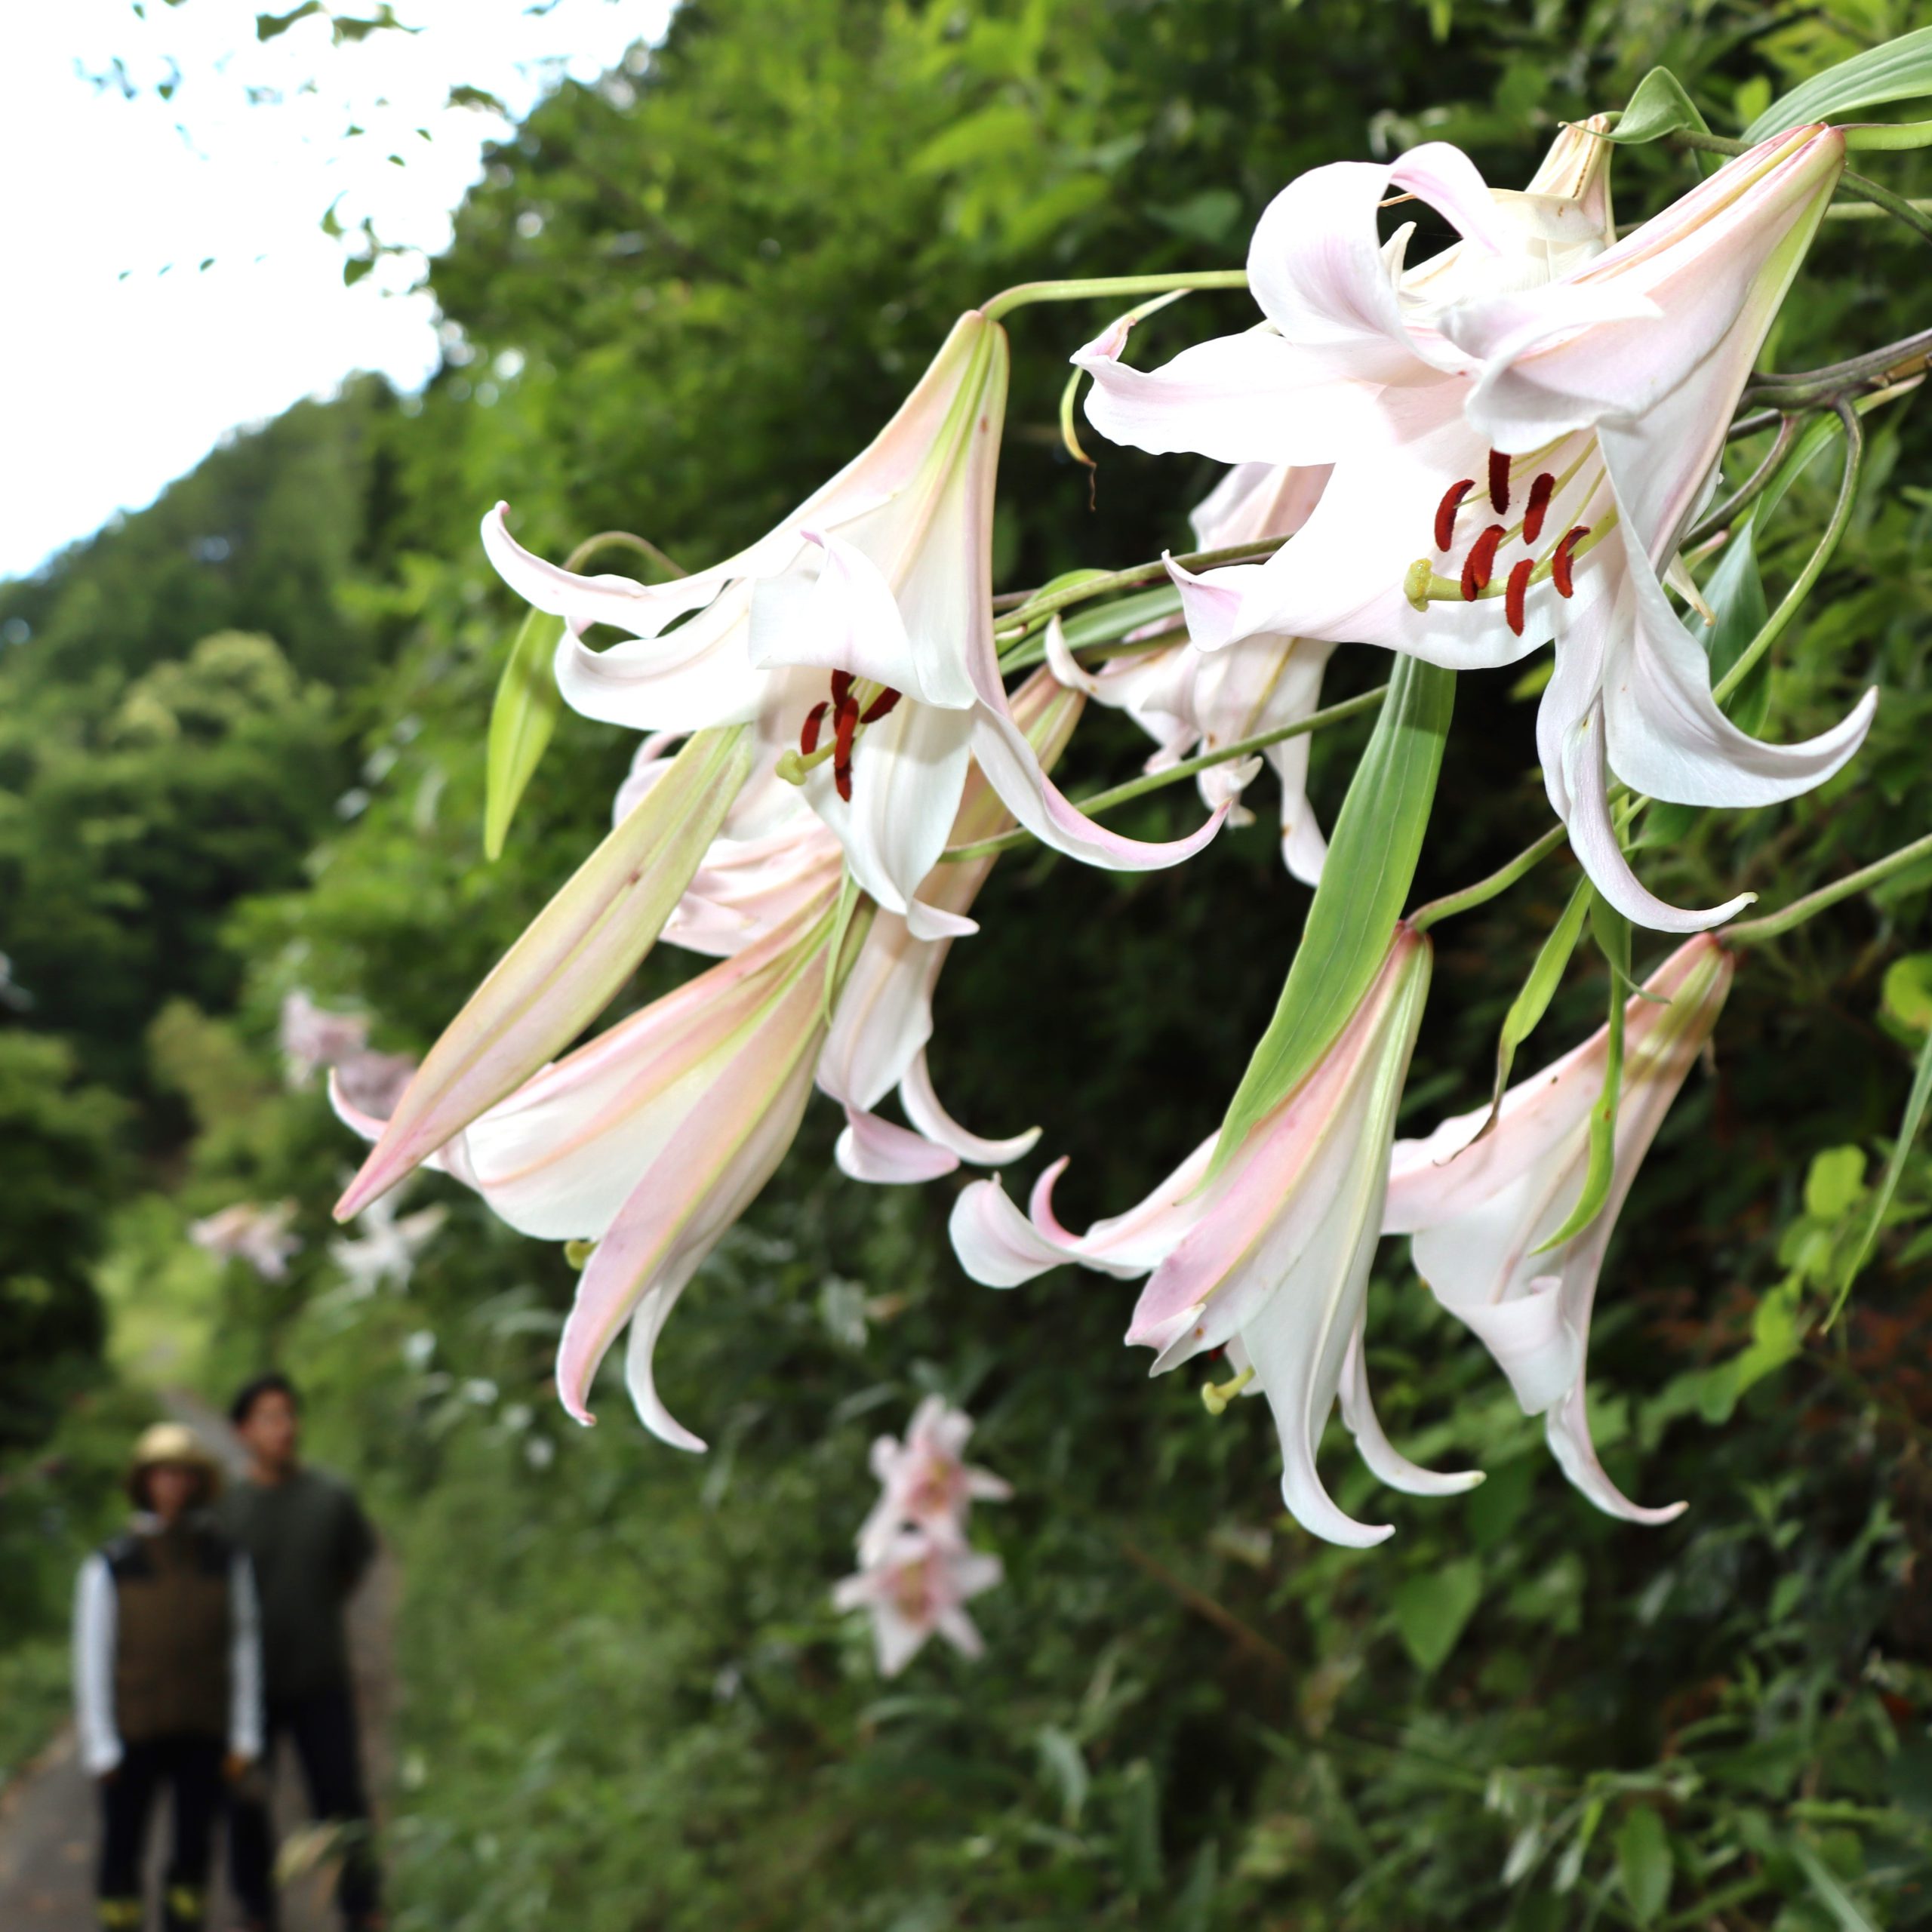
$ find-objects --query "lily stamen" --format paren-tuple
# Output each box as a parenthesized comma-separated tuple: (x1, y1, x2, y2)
(1523, 471, 1555, 545)
(1200, 1364, 1255, 1416)
(1487, 448, 1511, 514)
(1433, 478, 1473, 551)
(1460, 523, 1506, 599)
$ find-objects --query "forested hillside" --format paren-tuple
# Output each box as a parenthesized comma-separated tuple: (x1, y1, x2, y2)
(9, 1, 1932, 1924)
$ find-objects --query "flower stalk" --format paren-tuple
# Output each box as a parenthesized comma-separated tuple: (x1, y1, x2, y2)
(980, 270, 1248, 324)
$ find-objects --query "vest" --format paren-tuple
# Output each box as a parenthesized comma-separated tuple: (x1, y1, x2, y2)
(103, 1519, 233, 1743)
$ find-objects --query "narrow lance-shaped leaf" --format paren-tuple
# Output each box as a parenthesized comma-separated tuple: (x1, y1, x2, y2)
(1478, 876, 1594, 1140)
(1831, 1014, 1932, 1325)
(1746, 24, 1932, 141)
(1211, 655, 1454, 1169)
(337, 723, 753, 1219)
(1534, 901, 1630, 1254)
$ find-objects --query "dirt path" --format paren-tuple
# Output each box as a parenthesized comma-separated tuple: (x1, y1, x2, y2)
(0, 1398, 396, 1930)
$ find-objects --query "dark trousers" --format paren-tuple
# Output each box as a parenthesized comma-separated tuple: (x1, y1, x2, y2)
(229, 1685, 380, 1929)
(97, 1734, 225, 1931)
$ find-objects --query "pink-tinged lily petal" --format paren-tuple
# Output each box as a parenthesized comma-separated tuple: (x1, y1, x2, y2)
(552, 581, 778, 733)
(552, 903, 836, 1435)
(335, 724, 755, 1220)
(899, 1051, 1039, 1168)
(1562, 700, 1755, 933)
(1247, 142, 1514, 380)
(1337, 1322, 1484, 1498)
(948, 1175, 1087, 1288)
(857, 1395, 1011, 1565)
(328, 1066, 481, 1193)
(1188, 460, 1333, 549)
(1077, 323, 1388, 467)
(835, 1107, 959, 1184)
(834, 1527, 1003, 1676)
(1386, 936, 1727, 1523)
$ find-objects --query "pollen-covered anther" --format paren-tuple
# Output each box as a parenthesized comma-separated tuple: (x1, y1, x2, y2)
(1504, 558, 1534, 637)
(1433, 478, 1473, 552)
(1552, 525, 1591, 599)
(1460, 523, 1506, 601)
(830, 669, 854, 707)
(1487, 448, 1511, 515)
(798, 700, 829, 755)
(1523, 472, 1555, 546)
(860, 687, 902, 724)
(832, 696, 860, 802)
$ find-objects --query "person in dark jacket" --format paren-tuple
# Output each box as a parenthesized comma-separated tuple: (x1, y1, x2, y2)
(220, 1374, 383, 1932)
(75, 1422, 263, 1932)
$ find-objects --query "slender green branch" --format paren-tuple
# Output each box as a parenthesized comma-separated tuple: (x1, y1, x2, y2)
(1672, 129, 1751, 157)
(992, 536, 1286, 644)
(1407, 823, 1571, 934)
(938, 684, 1390, 863)
(1689, 414, 1796, 543)
(1840, 166, 1932, 245)
(565, 529, 687, 580)
(1724, 832, 1932, 946)
(1711, 399, 1863, 706)
(1746, 323, 1932, 403)
(981, 270, 1249, 324)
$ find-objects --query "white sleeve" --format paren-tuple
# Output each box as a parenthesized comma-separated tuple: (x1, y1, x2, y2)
(229, 1553, 263, 1761)
(73, 1555, 122, 1777)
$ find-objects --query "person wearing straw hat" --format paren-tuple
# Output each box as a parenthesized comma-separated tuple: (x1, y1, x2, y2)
(73, 1421, 263, 1932)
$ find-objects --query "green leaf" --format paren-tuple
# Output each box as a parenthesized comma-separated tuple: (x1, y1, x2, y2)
(1746, 26, 1932, 143)
(1607, 68, 1712, 144)
(1832, 1018, 1932, 1322)
(256, 1, 322, 40)
(483, 607, 565, 860)
(1804, 1145, 1867, 1219)
(1787, 1834, 1881, 1932)
(1881, 952, 1932, 1034)
(1482, 878, 1592, 1129)
(1616, 1805, 1672, 1924)
(1212, 656, 1453, 1167)
(1391, 1558, 1481, 1673)
(1705, 517, 1772, 736)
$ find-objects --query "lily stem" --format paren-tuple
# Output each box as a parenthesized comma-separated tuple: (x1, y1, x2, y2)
(993, 535, 1286, 643)
(939, 684, 1390, 863)
(1710, 398, 1863, 706)
(1407, 823, 1572, 935)
(1724, 832, 1932, 946)
(981, 270, 1250, 324)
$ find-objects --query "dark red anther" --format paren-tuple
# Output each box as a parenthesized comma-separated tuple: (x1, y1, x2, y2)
(833, 695, 858, 769)
(1504, 558, 1534, 638)
(1487, 448, 1511, 515)
(1523, 472, 1555, 546)
(835, 760, 854, 803)
(830, 669, 854, 707)
(1433, 478, 1473, 552)
(860, 686, 903, 724)
(1552, 525, 1590, 598)
(798, 700, 829, 755)
(1460, 522, 1506, 601)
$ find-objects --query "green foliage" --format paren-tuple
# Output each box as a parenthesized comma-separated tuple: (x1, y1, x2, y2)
(13, 0, 1932, 1923)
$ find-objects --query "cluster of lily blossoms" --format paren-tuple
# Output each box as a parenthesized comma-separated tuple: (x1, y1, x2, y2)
(327, 107, 1892, 1558)
(834, 1397, 1010, 1675)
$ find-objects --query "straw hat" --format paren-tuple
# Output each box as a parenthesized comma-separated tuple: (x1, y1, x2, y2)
(126, 1421, 223, 1506)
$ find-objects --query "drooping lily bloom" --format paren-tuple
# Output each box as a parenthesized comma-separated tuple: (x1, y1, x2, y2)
(1077, 121, 1874, 931)
(328, 1191, 448, 1297)
(482, 310, 1225, 945)
(952, 927, 1478, 1547)
(1052, 463, 1336, 882)
(336, 891, 848, 1447)
(1383, 934, 1731, 1524)
(856, 1395, 1012, 1565)
(189, 1201, 302, 1282)
(833, 1525, 1004, 1677)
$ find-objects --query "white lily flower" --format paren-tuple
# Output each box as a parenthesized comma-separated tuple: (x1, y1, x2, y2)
(952, 928, 1478, 1547)
(1055, 462, 1336, 881)
(329, 1191, 448, 1297)
(1383, 934, 1733, 1523)
(483, 312, 1224, 945)
(1076, 121, 1874, 931)
(278, 990, 371, 1090)
(189, 1201, 301, 1282)
(856, 1395, 1011, 1566)
(833, 1526, 1004, 1677)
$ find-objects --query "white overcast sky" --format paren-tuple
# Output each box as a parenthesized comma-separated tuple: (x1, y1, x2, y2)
(0, 0, 672, 582)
